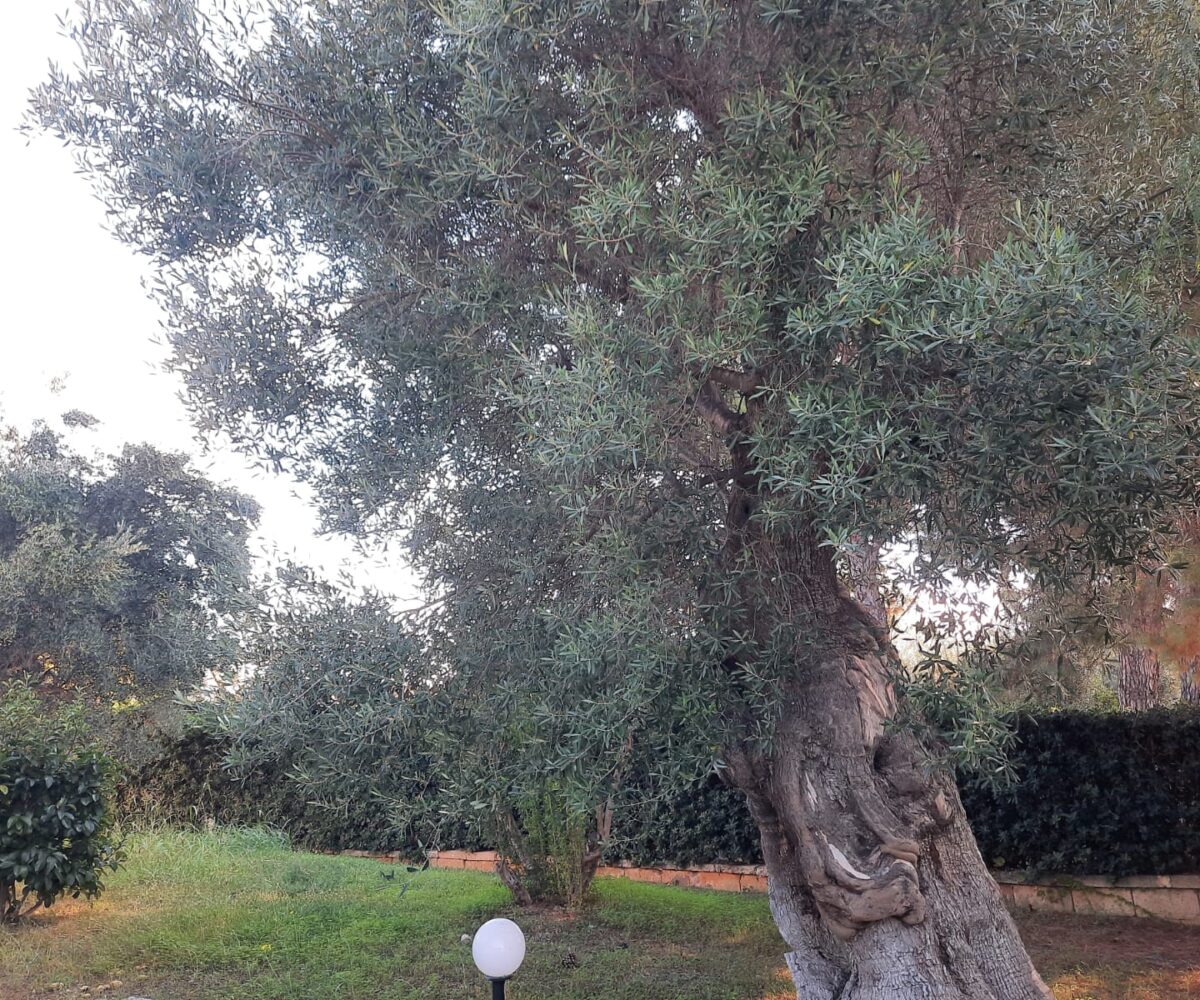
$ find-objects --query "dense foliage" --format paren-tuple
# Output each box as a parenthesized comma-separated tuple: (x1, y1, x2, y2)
(622, 709, 1200, 876)
(0, 685, 123, 922)
(189, 565, 636, 901)
(0, 424, 258, 693)
(29, 0, 1200, 989)
(960, 708, 1200, 877)
(128, 708, 1200, 880)
(31, 0, 1200, 802)
(117, 727, 405, 852)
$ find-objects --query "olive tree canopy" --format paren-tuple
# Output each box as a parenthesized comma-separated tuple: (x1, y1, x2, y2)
(32, 1, 1200, 996)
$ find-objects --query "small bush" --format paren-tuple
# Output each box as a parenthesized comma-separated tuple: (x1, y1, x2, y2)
(0, 684, 123, 922)
(492, 784, 601, 907)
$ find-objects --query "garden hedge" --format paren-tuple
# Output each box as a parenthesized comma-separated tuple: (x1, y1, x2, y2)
(123, 708, 1200, 876)
(958, 707, 1200, 876)
(116, 728, 400, 852)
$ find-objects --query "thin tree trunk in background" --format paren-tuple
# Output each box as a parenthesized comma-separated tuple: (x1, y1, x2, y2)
(1181, 659, 1199, 705)
(1118, 646, 1161, 711)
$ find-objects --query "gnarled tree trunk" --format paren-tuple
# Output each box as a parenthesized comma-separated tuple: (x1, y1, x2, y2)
(1118, 645, 1160, 711)
(722, 524, 1049, 1000)
(846, 533, 889, 630)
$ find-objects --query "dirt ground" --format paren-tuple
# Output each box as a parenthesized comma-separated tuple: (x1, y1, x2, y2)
(1016, 911, 1200, 1000)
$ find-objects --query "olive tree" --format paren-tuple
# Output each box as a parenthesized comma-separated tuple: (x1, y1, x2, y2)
(207, 564, 635, 906)
(32, 1, 1200, 996)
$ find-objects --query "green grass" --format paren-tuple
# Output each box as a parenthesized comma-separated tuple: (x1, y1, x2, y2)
(0, 828, 791, 1000)
(3, 829, 1197, 1000)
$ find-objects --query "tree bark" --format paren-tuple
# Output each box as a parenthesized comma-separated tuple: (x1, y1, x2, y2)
(1180, 659, 1199, 705)
(846, 534, 888, 630)
(0, 879, 13, 924)
(721, 529, 1049, 999)
(1118, 645, 1160, 711)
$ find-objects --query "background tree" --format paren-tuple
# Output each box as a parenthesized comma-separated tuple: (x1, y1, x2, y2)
(209, 564, 633, 906)
(1062, 0, 1200, 712)
(0, 422, 258, 695)
(32, 1, 1200, 997)
(1128, 514, 1200, 707)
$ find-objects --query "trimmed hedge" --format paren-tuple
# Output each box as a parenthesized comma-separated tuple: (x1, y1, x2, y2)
(612, 778, 760, 868)
(123, 709, 1200, 876)
(959, 707, 1200, 876)
(620, 708, 1200, 876)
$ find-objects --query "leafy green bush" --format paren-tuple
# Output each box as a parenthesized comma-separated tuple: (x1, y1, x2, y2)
(116, 727, 430, 853)
(618, 710, 1200, 876)
(491, 783, 601, 907)
(612, 777, 760, 869)
(0, 684, 122, 922)
(960, 707, 1200, 876)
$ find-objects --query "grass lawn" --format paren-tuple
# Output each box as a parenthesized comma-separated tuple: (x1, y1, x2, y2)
(1, 829, 1196, 1000)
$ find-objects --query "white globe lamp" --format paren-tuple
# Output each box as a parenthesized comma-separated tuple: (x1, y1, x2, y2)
(472, 917, 526, 998)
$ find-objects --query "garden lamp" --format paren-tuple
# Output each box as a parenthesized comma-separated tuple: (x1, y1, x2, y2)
(472, 917, 526, 999)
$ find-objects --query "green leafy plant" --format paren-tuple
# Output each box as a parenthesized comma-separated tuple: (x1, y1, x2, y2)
(492, 782, 602, 908)
(960, 707, 1200, 876)
(0, 684, 123, 922)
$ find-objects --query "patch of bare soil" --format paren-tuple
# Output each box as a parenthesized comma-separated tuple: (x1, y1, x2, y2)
(1017, 912, 1200, 1000)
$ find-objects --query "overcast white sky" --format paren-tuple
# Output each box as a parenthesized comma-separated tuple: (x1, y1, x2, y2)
(1, 2, 419, 604)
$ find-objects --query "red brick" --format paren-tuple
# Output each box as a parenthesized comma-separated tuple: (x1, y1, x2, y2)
(695, 871, 743, 892)
(623, 866, 665, 884)
(434, 850, 472, 862)
(739, 874, 768, 893)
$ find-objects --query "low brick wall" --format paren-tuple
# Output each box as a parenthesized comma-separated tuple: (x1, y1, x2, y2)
(994, 871, 1200, 924)
(416, 850, 770, 891)
(340, 848, 1200, 924)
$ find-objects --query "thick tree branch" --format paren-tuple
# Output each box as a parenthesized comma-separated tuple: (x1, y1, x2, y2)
(694, 380, 745, 436)
(706, 366, 761, 394)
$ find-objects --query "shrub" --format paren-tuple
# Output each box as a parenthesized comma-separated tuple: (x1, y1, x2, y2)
(490, 784, 607, 907)
(615, 709, 1200, 877)
(0, 684, 122, 922)
(612, 777, 760, 869)
(116, 727, 428, 853)
(960, 707, 1200, 876)
(123, 709, 1200, 879)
